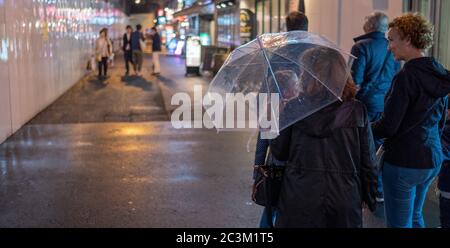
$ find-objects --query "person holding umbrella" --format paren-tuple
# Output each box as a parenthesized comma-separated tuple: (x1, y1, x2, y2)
(205, 31, 375, 227)
(270, 46, 378, 228)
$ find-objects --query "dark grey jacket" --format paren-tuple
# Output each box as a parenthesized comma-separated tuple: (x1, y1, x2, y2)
(271, 100, 377, 228)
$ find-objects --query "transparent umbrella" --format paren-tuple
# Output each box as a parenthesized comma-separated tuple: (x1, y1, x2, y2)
(204, 31, 355, 137)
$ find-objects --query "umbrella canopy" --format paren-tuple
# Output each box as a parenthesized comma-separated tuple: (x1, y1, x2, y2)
(204, 31, 355, 137)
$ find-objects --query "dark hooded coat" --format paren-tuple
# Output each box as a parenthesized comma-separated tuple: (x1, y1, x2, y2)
(372, 57, 450, 169)
(270, 100, 377, 228)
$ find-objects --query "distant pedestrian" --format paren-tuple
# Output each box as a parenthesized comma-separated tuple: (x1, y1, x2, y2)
(350, 12, 400, 203)
(123, 25, 134, 76)
(439, 110, 450, 228)
(131, 24, 145, 76)
(95, 28, 112, 80)
(150, 27, 161, 75)
(372, 13, 450, 228)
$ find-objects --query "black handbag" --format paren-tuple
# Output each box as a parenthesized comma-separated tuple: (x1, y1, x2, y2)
(252, 152, 285, 207)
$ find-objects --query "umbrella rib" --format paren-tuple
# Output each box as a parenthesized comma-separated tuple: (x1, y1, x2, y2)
(267, 49, 344, 101)
(228, 48, 264, 92)
(257, 37, 281, 134)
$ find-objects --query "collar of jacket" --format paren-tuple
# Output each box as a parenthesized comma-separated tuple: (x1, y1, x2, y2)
(353, 31, 386, 42)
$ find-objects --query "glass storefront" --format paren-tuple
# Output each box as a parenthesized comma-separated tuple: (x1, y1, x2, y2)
(255, 0, 303, 35)
(216, 4, 240, 48)
(437, 0, 450, 68)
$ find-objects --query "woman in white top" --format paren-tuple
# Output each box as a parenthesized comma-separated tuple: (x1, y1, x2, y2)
(95, 28, 112, 80)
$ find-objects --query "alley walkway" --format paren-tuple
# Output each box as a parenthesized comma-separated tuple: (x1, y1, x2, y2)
(0, 54, 440, 228)
(0, 55, 260, 227)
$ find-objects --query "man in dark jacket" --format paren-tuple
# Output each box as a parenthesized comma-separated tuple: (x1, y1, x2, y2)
(131, 24, 145, 76)
(254, 11, 309, 228)
(123, 25, 134, 76)
(350, 12, 400, 203)
(150, 27, 162, 75)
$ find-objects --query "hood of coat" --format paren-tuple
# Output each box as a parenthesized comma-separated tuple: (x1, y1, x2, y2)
(295, 101, 365, 138)
(406, 57, 450, 98)
(295, 101, 339, 138)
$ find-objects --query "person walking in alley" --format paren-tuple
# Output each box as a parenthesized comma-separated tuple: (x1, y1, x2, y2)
(95, 28, 112, 81)
(131, 24, 145, 76)
(372, 13, 450, 228)
(150, 27, 162, 75)
(254, 10, 309, 228)
(350, 12, 400, 203)
(123, 25, 134, 76)
(270, 47, 378, 228)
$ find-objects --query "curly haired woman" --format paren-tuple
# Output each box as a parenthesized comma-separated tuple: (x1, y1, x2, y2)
(372, 13, 450, 228)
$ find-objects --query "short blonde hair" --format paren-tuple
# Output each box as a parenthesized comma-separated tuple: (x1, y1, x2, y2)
(389, 13, 434, 50)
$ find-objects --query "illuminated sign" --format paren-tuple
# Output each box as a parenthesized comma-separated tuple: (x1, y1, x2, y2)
(158, 16, 167, 25)
(186, 36, 201, 67)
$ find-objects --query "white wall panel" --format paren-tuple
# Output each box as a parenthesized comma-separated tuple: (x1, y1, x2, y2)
(0, 0, 126, 143)
(305, 0, 403, 53)
(0, 0, 12, 143)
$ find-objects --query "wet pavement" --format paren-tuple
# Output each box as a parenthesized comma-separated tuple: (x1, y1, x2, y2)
(0, 123, 259, 227)
(0, 54, 261, 227)
(30, 55, 168, 124)
(0, 54, 441, 227)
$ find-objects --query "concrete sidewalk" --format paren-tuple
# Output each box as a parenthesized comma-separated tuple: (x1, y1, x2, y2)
(30, 55, 168, 124)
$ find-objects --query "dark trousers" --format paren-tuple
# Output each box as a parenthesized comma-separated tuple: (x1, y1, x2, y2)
(440, 195, 450, 228)
(98, 57, 108, 77)
(124, 50, 133, 74)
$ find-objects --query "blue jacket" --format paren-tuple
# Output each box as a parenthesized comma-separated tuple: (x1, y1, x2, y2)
(131, 31, 144, 51)
(372, 57, 450, 169)
(439, 115, 450, 192)
(351, 32, 400, 113)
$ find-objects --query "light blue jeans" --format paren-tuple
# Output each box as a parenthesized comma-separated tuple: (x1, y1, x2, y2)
(259, 207, 277, 228)
(382, 161, 441, 228)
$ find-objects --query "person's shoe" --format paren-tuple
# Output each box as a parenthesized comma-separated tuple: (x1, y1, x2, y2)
(376, 191, 384, 203)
